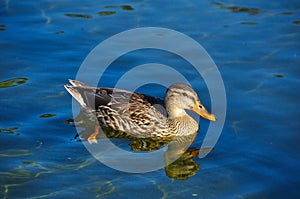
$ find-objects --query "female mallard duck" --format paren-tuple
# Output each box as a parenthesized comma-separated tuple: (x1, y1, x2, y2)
(65, 80, 216, 141)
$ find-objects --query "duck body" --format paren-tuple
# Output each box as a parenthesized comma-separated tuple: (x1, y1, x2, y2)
(64, 80, 215, 138)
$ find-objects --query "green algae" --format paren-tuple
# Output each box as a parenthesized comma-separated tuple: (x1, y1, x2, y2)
(39, 114, 56, 118)
(213, 2, 267, 15)
(64, 13, 92, 19)
(0, 127, 20, 135)
(97, 11, 116, 16)
(0, 78, 28, 88)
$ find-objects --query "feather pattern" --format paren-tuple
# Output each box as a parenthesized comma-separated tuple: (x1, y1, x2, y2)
(65, 80, 216, 138)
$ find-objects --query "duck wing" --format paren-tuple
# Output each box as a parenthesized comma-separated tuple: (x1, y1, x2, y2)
(65, 80, 168, 137)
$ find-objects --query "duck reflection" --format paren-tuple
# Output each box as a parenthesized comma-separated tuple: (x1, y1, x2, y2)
(72, 110, 212, 180)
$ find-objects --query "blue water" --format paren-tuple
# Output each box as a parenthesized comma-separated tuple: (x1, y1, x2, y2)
(1, 0, 300, 198)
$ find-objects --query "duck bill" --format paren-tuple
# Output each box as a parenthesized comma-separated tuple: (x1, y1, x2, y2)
(191, 103, 216, 121)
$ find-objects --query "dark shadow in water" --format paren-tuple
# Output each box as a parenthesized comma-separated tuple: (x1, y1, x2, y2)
(279, 12, 295, 15)
(39, 113, 57, 118)
(97, 4, 134, 16)
(292, 20, 300, 25)
(97, 11, 116, 16)
(103, 5, 134, 11)
(0, 24, 6, 31)
(64, 13, 92, 19)
(274, 74, 284, 78)
(54, 31, 64, 35)
(0, 127, 20, 136)
(240, 22, 258, 25)
(72, 110, 212, 180)
(0, 78, 28, 88)
(212, 2, 267, 15)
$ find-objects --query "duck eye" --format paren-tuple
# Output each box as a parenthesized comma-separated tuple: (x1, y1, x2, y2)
(199, 104, 203, 109)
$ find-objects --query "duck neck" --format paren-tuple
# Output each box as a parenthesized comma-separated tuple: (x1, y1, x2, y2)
(166, 107, 187, 119)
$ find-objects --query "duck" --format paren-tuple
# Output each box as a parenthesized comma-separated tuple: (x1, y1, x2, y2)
(64, 79, 216, 142)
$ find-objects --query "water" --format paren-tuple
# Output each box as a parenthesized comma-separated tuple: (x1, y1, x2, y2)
(1, 0, 300, 198)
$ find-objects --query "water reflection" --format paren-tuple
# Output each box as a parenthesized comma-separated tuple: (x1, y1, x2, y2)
(73, 110, 211, 180)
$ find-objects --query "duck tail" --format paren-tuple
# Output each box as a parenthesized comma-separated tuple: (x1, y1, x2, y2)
(68, 79, 89, 88)
(64, 84, 86, 107)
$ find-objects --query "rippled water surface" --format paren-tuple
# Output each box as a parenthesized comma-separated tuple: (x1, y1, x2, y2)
(1, 0, 300, 198)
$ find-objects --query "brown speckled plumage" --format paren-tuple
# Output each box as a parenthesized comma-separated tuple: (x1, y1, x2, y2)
(64, 79, 216, 138)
